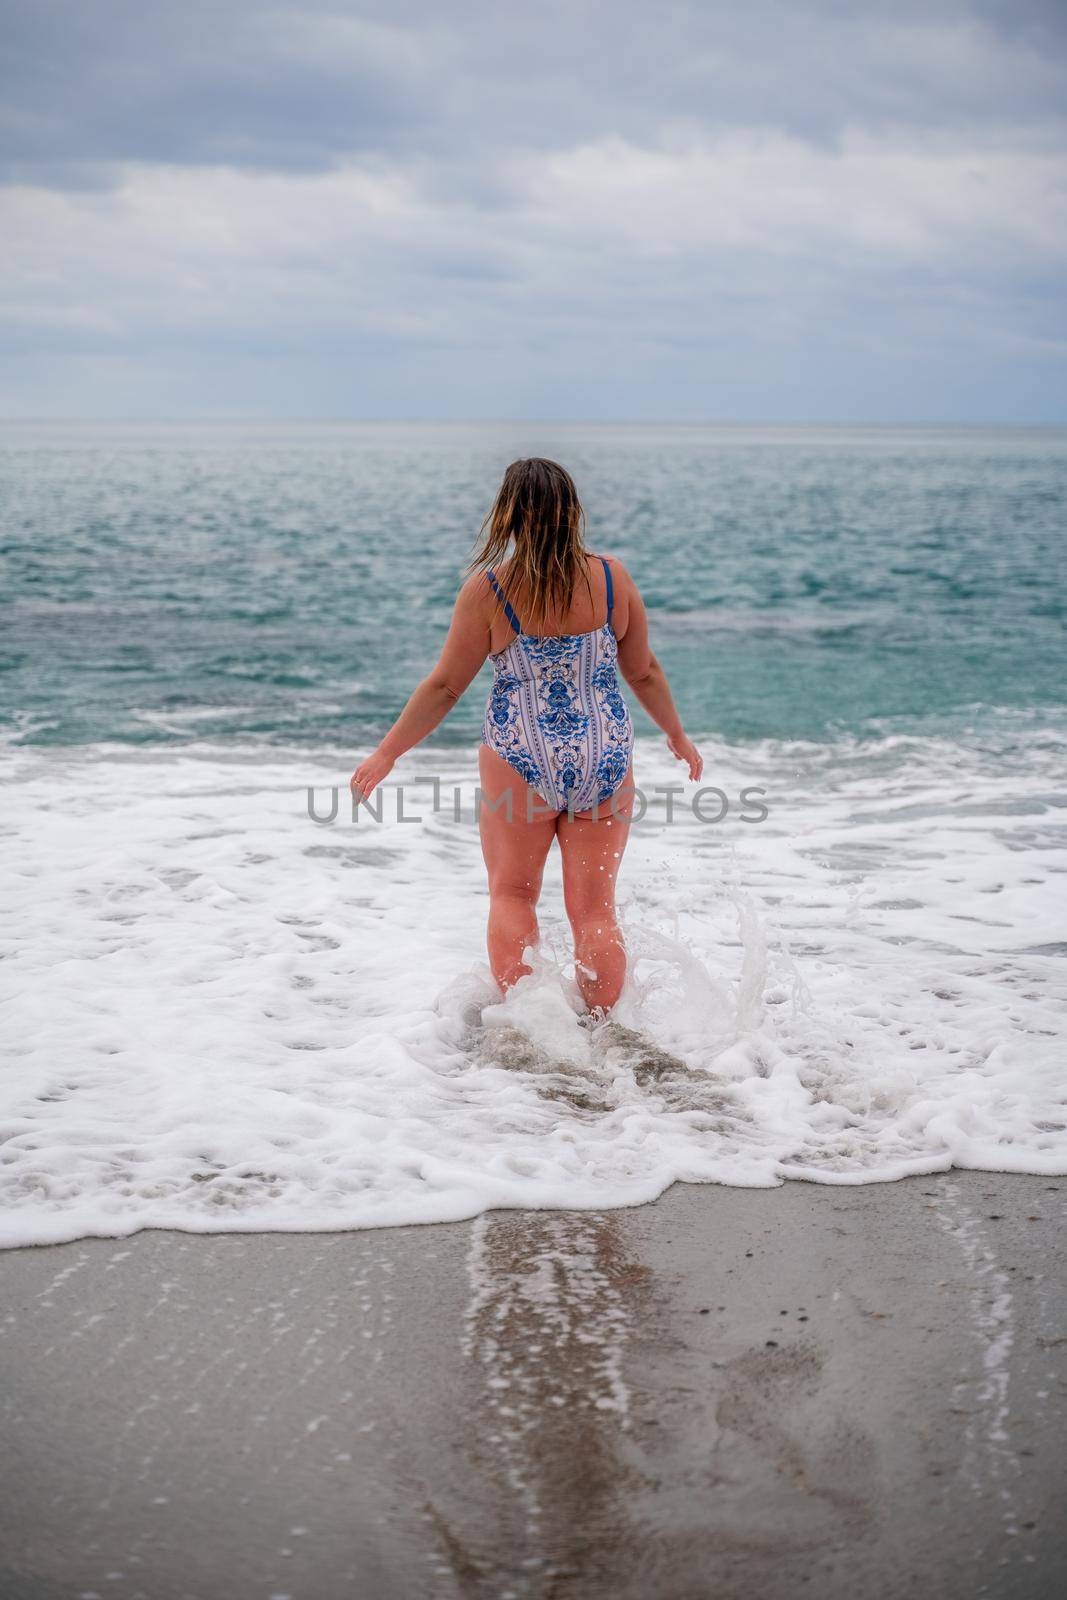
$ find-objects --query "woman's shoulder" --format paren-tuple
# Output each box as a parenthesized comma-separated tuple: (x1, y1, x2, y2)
(591, 551, 635, 587)
(457, 568, 501, 615)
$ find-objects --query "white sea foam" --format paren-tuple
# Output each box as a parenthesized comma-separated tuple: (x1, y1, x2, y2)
(1, 731, 1065, 1248)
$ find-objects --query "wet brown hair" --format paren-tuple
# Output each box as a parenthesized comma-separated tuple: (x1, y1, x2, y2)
(469, 457, 593, 634)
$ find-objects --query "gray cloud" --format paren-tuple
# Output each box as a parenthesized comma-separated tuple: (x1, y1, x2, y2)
(0, 0, 1064, 420)
(3, 0, 1064, 185)
(0, 1, 436, 188)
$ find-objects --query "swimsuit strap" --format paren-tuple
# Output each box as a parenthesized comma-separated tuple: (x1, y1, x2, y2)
(486, 568, 523, 636)
(600, 556, 614, 629)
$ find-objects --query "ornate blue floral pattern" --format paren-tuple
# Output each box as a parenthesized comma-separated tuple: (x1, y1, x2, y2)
(482, 618, 635, 811)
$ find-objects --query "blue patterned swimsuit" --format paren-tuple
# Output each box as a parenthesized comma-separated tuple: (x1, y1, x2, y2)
(482, 556, 635, 811)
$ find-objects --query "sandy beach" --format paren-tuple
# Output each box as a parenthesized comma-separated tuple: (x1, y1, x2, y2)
(1, 1171, 1064, 1599)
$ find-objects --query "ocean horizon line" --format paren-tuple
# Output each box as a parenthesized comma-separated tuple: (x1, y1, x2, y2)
(3, 416, 1067, 431)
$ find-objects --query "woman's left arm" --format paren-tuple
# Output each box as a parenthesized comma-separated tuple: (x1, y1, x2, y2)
(351, 575, 490, 799)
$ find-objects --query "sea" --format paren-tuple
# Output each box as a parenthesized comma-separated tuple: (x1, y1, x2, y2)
(2, 420, 1065, 1247)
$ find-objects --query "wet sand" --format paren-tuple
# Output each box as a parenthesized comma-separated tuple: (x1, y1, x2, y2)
(1, 1172, 1064, 1600)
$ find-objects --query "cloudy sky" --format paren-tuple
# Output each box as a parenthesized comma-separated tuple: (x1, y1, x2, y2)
(2, 0, 1065, 421)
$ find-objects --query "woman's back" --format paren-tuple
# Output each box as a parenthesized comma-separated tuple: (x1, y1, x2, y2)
(482, 551, 634, 813)
(485, 551, 627, 655)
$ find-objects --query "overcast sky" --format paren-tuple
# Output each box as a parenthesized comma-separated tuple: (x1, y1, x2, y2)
(1, 0, 1065, 422)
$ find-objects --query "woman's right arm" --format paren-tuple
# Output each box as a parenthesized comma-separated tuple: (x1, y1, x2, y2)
(613, 562, 704, 781)
(350, 574, 490, 799)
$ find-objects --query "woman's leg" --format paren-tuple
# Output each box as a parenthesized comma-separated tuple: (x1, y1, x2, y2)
(477, 745, 559, 992)
(557, 769, 635, 1013)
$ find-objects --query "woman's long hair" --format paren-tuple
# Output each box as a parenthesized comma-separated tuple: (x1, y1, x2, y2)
(469, 457, 592, 633)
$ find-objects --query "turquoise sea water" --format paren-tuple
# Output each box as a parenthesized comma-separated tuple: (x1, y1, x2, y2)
(2, 421, 1065, 750)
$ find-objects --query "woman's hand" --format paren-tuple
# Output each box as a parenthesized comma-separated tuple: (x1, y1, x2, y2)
(667, 732, 703, 782)
(350, 748, 394, 801)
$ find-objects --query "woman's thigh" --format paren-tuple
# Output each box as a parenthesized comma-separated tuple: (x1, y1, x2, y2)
(557, 767, 635, 919)
(477, 744, 559, 895)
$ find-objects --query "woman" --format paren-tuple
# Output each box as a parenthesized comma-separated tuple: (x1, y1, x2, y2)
(351, 458, 702, 1015)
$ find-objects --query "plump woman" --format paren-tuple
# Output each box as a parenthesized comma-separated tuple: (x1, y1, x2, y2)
(351, 458, 701, 1015)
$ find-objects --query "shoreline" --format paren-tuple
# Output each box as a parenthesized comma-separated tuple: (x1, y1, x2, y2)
(2, 1171, 1064, 1598)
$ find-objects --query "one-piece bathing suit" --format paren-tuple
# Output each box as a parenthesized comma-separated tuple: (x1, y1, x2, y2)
(481, 555, 635, 811)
